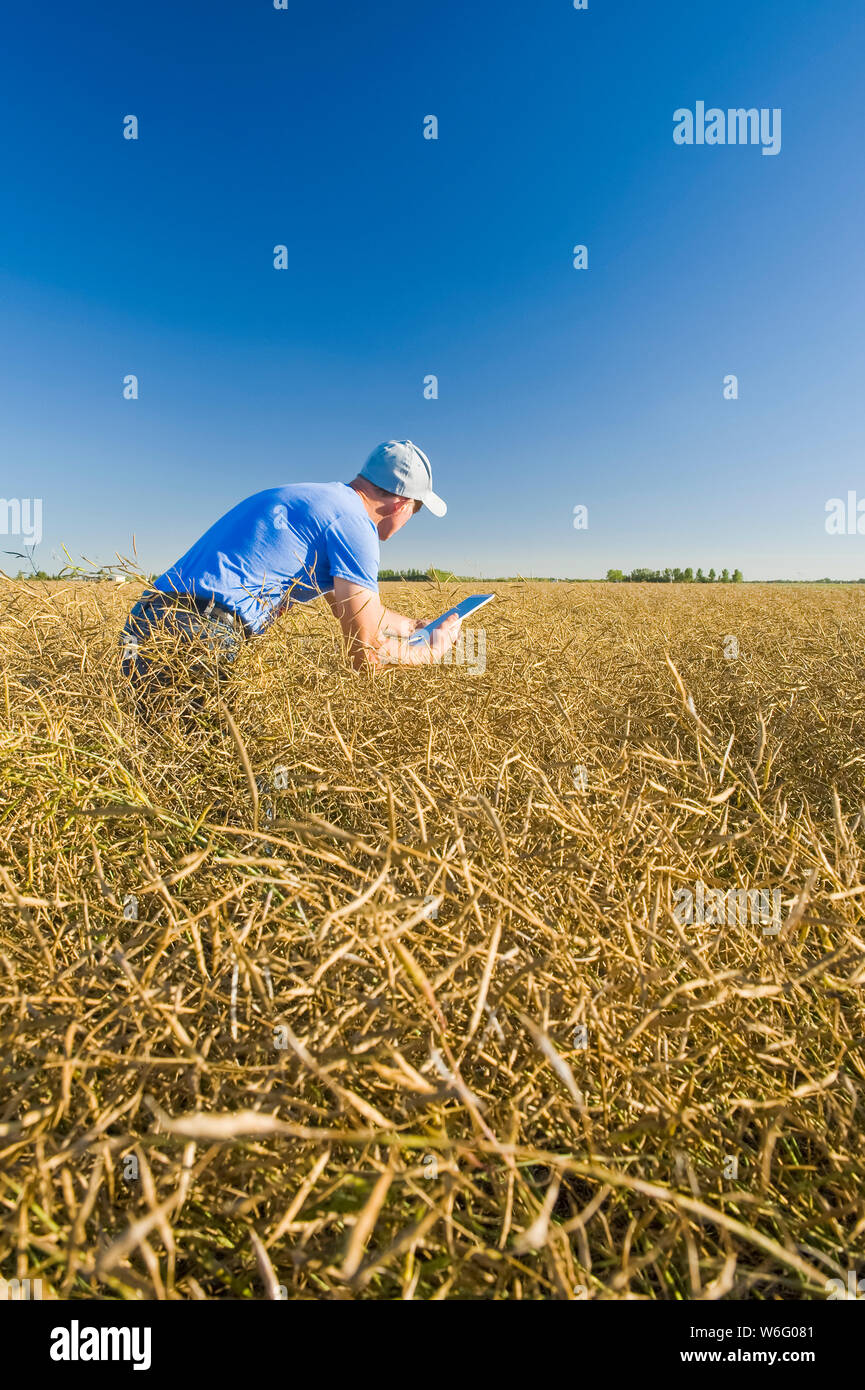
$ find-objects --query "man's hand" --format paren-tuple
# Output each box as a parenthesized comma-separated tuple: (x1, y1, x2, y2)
(380, 608, 423, 638)
(428, 612, 461, 656)
(386, 612, 462, 666)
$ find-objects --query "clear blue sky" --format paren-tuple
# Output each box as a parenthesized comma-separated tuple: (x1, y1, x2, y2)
(1, 0, 863, 580)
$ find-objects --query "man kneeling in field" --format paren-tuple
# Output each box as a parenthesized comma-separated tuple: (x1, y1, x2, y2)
(120, 440, 461, 707)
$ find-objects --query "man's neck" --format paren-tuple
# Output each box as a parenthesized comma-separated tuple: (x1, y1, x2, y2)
(348, 479, 385, 526)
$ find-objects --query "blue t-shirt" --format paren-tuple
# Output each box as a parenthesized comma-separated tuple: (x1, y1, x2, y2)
(153, 482, 380, 634)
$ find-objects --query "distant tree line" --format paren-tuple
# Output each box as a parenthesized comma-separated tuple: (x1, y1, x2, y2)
(379, 569, 582, 582)
(10, 567, 132, 582)
(379, 568, 435, 582)
(606, 567, 743, 583)
(13, 569, 119, 582)
(379, 567, 460, 582)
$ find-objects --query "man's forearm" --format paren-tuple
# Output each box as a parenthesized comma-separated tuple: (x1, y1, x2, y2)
(326, 582, 454, 670)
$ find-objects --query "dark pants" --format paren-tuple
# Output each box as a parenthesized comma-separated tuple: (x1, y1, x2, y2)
(120, 591, 245, 715)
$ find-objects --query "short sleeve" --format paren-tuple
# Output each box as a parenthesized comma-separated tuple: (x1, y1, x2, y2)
(324, 511, 380, 593)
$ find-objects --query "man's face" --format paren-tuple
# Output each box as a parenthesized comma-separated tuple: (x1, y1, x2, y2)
(378, 497, 421, 540)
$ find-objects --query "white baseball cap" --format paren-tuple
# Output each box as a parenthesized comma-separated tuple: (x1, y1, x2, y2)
(359, 440, 447, 517)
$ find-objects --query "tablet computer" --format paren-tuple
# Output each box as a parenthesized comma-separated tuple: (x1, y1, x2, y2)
(407, 593, 495, 646)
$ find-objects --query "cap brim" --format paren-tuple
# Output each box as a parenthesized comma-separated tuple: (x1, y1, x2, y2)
(422, 490, 447, 517)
